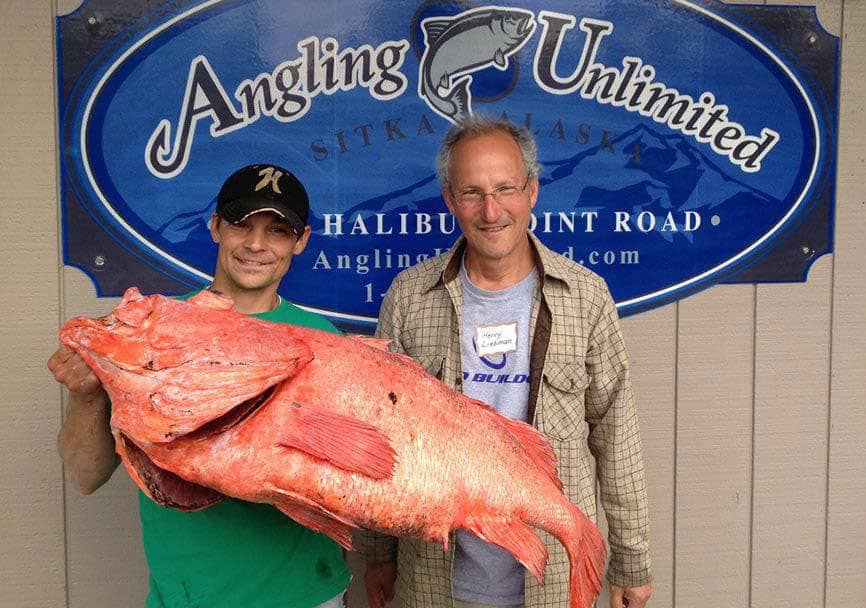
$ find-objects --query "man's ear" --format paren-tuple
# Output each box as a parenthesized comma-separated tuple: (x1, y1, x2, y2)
(209, 213, 221, 244)
(527, 177, 539, 209)
(442, 188, 456, 216)
(292, 225, 313, 255)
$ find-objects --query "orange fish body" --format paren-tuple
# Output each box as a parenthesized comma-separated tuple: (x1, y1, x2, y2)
(61, 287, 606, 608)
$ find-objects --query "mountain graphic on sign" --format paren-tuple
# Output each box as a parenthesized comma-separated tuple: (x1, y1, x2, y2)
(157, 199, 214, 245)
(159, 124, 781, 249)
(541, 124, 780, 243)
(306, 122, 780, 244)
(307, 174, 444, 233)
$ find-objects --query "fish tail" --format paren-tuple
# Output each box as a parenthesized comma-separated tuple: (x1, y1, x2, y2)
(555, 500, 606, 608)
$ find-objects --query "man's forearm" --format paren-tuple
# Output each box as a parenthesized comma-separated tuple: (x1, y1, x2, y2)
(57, 389, 119, 494)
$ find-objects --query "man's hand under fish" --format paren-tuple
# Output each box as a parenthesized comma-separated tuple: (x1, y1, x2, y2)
(48, 345, 102, 396)
(59, 287, 607, 608)
(50, 344, 121, 494)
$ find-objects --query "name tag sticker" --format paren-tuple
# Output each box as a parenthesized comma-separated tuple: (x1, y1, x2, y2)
(475, 322, 518, 357)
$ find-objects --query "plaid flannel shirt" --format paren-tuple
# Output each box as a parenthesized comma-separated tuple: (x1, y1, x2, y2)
(356, 233, 652, 607)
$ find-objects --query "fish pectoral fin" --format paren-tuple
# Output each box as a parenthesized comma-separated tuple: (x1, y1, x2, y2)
(348, 335, 392, 351)
(422, 18, 451, 45)
(114, 288, 155, 327)
(279, 403, 396, 479)
(272, 490, 358, 551)
(494, 49, 507, 68)
(463, 514, 548, 584)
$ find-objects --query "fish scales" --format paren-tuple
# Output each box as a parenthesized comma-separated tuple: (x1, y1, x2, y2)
(60, 287, 606, 608)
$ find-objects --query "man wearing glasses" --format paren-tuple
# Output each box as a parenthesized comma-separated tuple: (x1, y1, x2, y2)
(360, 116, 653, 608)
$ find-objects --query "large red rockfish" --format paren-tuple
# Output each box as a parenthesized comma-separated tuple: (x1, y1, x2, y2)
(61, 287, 606, 607)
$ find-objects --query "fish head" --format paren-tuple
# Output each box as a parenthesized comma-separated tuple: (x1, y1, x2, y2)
(493, 9, 535, 46)
(61, 287, 314, 444)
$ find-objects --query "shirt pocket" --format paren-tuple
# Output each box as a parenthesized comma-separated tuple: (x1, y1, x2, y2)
(538, 358, 590, 441)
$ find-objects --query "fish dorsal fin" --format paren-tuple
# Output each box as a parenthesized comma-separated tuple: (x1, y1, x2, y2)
(422, 17, 452, 45)
(501, 414, 561, 490)
(187, 289, 234, 310)
(115, 294, 155, 327)
(348, 335, 392, 351)
(120, 286, 144, 305)
(466, 397, 561, 491)
(386, 350, 426, 370)
(279, 401, 396, 479)
(347, 335, 428, 372)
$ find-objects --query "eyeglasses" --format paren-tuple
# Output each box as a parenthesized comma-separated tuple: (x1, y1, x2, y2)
(451, 176, 530, 208)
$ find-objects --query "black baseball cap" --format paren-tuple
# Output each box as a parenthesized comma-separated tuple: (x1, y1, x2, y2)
(216, 164, 310, 233)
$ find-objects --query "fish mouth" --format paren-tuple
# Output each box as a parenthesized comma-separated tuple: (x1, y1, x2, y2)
(117, 386, 278, 510)
(119, 434, 225, 511)
(184, 385, 277, 440)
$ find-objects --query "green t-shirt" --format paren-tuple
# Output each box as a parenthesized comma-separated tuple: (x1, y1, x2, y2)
(139, 294, 350, 608)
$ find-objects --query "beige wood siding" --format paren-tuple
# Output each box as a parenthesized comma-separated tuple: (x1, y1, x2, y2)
(0, 2, 67, 607)
(826, 1, 866, 601)
(1, 1, 862, 606)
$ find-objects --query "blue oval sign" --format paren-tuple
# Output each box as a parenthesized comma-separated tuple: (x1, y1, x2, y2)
(59, 0, 838, 329)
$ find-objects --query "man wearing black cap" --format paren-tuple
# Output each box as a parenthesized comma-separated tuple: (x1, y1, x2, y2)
(49, 165, 350, 608)
(209, 163, 314, 314)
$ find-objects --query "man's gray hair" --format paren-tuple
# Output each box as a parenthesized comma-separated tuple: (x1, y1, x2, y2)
(435, 114, 542, 191)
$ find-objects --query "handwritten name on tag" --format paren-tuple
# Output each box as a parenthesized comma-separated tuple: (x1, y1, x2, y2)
(475, 322, 518, 357)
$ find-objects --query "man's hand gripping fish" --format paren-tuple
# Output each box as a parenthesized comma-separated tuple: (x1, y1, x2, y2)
(60, 287, 606, 608)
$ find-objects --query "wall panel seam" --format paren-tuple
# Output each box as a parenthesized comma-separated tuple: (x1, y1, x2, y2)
(822, 253, 836, 608)
(51, 0, 70, 605)
(672, 301, 679, 608)
(748, 283, 756, 608)
(823, 10, 845, 607)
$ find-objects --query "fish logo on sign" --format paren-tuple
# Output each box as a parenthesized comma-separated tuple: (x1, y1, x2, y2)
(418, 6, 535, 123)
